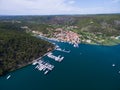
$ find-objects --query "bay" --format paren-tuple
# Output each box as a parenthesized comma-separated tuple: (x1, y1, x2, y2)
(0, 41, 120, 90)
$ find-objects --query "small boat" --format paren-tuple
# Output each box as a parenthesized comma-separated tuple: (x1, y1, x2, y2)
(119, 71, 120, 74)
(73, 44, 79, 48)
(55, 48, 61, 50)
(44, 70, 49, 75)
(6, 75, 11, 79)
(55, 45, 59, 48)
(112, 64, 115, 67)
(32, 61, 38, 65)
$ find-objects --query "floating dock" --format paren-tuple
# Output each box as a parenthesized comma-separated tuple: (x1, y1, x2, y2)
(55, 47, 70, 53)
(47, 52, 64, 62)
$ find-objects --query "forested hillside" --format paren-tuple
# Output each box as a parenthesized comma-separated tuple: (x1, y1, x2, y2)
(0, 29, 54, 76)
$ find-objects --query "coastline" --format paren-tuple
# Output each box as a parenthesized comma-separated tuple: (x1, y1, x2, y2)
(0, 34, 55, 77)
(1, 34, 119, 76)
(0, 48, 55, 77)
(32, 32, 120, 46)
(1, 36, 120, 90)
(35, 33, 120, 47)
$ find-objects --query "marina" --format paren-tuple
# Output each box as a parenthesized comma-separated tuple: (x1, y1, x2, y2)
(32, 41, 65, 75)
(33, 60, 54, 75)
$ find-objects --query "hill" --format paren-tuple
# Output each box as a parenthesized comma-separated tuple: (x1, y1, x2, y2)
(0, 28, 54, 76)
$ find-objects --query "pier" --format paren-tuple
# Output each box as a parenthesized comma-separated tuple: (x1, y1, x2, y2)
(47, 52, 64, 62)
(55, 47, 70, 53)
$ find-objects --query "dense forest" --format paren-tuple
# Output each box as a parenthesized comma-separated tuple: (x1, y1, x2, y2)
(0, 26, 54, 76)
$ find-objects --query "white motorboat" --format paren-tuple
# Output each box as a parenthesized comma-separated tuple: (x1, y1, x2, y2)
(6, 75, 11, 79)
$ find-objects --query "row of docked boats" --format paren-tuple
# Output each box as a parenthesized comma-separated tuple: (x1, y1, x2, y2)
(33, 60, 54, 75)
(32, 46, 65, 74)
(47, 52, 64, 62)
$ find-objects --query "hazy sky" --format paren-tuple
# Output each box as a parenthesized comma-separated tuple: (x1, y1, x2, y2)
(0, 0, 120, 15)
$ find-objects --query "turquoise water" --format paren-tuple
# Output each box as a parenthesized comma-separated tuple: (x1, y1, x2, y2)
(0, 41, 120, 90)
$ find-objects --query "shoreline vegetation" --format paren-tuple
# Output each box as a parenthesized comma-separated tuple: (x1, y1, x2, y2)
(0, 30, 54, 76)
(0, 14, 120, 76)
